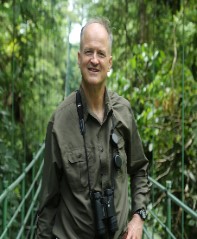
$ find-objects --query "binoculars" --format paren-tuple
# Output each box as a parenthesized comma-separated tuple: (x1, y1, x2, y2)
(91, 188, 118, 237)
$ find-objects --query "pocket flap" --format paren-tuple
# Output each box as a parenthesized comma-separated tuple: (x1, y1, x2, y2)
(68, 149, 85, 163)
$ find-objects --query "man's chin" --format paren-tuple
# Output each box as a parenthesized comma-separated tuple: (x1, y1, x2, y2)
(82, 77, 103, 85)
(82, 78, 105, 89)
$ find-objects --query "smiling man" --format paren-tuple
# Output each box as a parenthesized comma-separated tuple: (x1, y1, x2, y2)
(36, 18, 150, 239)
(78, 21, 113, 123)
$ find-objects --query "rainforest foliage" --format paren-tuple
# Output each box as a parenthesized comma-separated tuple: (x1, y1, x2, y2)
(0, 0, 196, 238)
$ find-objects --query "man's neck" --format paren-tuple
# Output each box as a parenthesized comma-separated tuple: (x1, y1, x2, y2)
(81, 82, 105, 122)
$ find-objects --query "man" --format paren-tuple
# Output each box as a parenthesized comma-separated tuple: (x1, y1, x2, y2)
(36, 18, 150, 239)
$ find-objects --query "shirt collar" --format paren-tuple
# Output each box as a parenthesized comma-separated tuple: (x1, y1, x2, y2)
(104, 88, 113, 121)
(79, 85, 113, 122)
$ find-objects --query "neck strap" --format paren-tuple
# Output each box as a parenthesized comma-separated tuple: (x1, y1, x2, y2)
(75, 90, 118, 195)
(76, 90, 85, 135)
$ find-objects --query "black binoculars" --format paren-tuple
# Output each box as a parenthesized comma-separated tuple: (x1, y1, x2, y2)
(91, 188, 118, 237)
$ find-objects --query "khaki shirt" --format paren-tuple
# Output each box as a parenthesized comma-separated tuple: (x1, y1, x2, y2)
(36, 87, 150, 239)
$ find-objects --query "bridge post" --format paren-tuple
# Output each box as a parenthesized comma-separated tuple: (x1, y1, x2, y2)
(30, 153, 36, 239)
(2, 180, 8, 238)
(166, 180, 172, 239)
(21, 163, 26, 238)
(30, 155, 36, 238)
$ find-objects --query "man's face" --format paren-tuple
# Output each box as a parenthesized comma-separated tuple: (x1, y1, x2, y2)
(78, 23, 112, 88)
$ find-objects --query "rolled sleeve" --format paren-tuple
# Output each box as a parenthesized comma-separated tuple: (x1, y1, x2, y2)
(127, 109, 150, 213)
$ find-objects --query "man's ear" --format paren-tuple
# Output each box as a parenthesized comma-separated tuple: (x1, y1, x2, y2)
(109, 56, 112, 70)
(78, 51, 81, 66)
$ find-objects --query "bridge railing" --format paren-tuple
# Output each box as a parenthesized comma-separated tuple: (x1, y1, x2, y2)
(143, 177, 197, 239)
(0, 144, 44, 239)
(0, 145, 197, 239)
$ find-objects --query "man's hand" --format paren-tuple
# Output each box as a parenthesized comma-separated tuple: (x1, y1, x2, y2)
(123, 214, 144, 239)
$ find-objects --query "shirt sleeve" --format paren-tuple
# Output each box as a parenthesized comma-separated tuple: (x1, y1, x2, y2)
(36, 120, 62, 238)
(127, 109, 150, 214)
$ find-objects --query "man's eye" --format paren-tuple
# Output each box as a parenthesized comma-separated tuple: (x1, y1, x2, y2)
(98, 52, 106, 58)
(85, 50, 92, 55)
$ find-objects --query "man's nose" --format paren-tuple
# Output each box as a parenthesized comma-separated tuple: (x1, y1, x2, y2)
(90, 52, 99, 65)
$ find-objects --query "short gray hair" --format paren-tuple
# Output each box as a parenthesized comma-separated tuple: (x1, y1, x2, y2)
(80, 17, 113, 53)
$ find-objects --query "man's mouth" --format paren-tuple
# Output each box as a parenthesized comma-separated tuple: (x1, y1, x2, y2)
(88, 67, 99, 72)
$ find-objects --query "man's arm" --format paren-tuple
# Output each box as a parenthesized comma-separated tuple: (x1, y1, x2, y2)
(36, 121, 62, 238)
(126, 109, 150, 239)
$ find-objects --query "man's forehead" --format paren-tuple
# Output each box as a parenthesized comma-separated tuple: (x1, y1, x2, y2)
(83, 22, 108, 35)
(80, 22, 112, 54)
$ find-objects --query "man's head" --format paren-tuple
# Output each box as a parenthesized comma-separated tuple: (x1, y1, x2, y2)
(78, 18, 113, 88)
(80, 17, 113, 54)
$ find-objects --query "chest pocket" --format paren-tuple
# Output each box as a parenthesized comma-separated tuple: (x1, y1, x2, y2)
(63, 148, 89, 192)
